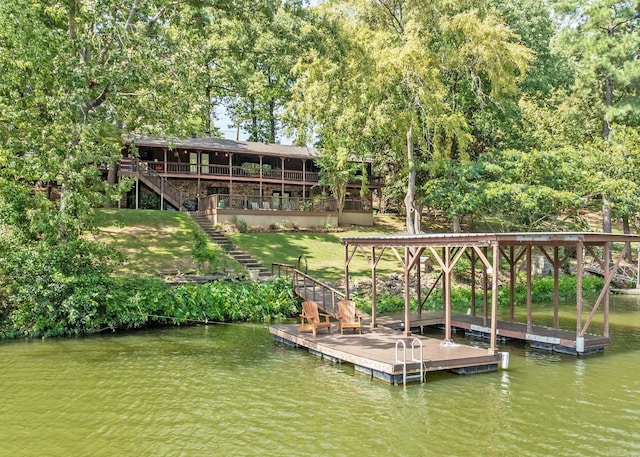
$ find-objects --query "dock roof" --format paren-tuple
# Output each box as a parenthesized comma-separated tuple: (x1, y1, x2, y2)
(342, 232, 640, 248)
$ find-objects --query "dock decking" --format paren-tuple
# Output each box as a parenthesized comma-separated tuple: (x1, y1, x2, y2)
(270, 323, 502, 385)
(379, 311, 609, 355)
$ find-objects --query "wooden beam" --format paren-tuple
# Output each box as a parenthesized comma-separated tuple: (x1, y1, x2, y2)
(580, 244, 622, 337)
(490, 244, 499, 355)
(403, 247, 411, 337)
(576, 241, 583, 337)
(527, 246, 532, 333)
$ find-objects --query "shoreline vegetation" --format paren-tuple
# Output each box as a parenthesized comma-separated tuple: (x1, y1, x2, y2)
(0, 208, 604, 339)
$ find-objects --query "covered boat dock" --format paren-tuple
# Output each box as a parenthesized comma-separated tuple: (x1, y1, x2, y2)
(342, 232, 640, 355)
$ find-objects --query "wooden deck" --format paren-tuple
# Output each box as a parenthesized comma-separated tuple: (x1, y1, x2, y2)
(269, 323, 502, 385)
(379, 311, 609, 355)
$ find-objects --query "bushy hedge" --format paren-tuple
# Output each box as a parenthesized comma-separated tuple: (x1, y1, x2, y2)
(164, 277, 298, 324)
(0, 274, 298, 339)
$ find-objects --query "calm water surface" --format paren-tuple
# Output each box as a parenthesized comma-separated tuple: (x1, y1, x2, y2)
(2, 296, 640, 457)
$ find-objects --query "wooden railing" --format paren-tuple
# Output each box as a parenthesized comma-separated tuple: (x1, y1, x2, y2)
(127, 160, 382, 186)
(272, 263, 346, 317)
(120, 158, 188, 210)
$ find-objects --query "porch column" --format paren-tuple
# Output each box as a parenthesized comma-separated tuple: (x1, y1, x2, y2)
(259, 156, 263, 200)
(281, 158, 285, 197)
(302, 160, 306, 200)
(228, 153, 233, 201)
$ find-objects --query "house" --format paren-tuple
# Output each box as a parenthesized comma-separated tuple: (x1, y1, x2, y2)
(118, 135, 383, 227)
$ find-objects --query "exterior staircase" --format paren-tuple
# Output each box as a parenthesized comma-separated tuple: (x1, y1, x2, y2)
(189, 212, 271, 279)
(119, 157, 188, 210)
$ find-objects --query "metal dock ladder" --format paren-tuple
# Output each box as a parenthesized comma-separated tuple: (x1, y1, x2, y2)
(395, 338, 425, 386)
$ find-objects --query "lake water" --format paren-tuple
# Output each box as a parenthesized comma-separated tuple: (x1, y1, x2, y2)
(1, 296, 640, 457)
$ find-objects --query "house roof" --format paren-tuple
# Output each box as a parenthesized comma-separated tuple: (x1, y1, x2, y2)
(126, 135, 322, 160)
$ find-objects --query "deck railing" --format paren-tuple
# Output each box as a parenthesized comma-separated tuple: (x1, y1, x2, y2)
(200, 193, 371, 213)
(129, 160, 381, 186)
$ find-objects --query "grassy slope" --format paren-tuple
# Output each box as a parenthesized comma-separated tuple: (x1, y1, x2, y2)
(90, 209, 243, 276)
(90, 209, 407, 280)
(227, 215, 407, 282)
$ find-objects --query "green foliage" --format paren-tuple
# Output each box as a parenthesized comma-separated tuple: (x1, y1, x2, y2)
(232, 216, 249, 233)
(166, 277, 298, 323)
(0, 237, 124, 337)
(355, 294, 418, 315)
(354, 276, 605, 316)
(191, 230, 218, 273)
(0, 263, 298, 338)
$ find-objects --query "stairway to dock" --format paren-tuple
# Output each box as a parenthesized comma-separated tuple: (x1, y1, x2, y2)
(189, 212, 271, 279)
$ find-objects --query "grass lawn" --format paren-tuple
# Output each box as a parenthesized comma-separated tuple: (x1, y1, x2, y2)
(90, 209, 242, 276)
(90, 209, 408, 281)
(227, 216, 407, 283)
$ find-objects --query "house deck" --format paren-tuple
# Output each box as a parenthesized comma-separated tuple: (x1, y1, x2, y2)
(269, 323, 502, 385)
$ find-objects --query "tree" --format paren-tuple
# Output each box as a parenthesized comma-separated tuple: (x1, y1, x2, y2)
(208, 0, 320, 143)
(0, 0, 210, 238)
(552, 0, 640, 232)
(289, 0, 533, 233)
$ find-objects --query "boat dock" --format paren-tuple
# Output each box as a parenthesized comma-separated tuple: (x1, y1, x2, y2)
(378, 311, 610, 355)
(270, 323, 503, 385)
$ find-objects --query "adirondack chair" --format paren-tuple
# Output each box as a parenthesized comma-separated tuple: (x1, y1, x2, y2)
(337, 299, 362, 335)
(298, 300, 332, 337)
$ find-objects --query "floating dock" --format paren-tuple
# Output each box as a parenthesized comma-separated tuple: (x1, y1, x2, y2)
(379, 311, 609, 355)
(269, 323, 502, 385)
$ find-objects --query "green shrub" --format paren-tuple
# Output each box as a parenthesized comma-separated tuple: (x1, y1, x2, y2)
(352, 276, 606, 317)
(231, 216, 249, 233)
(166, 277, 298, 323)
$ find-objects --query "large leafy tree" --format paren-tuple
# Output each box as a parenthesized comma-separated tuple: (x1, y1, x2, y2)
(0, 0, 217, 334)
(552, 0, 640, 233)
(289, 0, 532, 233)
(208, 0, 320, 143)
(1, 0, 210, 238)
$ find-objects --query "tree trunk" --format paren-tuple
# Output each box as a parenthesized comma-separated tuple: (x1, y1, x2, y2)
(414, 202, 422, 233)
(404, 125, 417, 234)
(269, 99, 276, 143)
(623, 215, 632, 261)
(452, 214, 462, 233)
(602, 196, 612, 233)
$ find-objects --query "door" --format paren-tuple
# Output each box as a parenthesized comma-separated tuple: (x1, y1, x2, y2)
(201, 153, 209, 174)
(189, 152, 198, 173)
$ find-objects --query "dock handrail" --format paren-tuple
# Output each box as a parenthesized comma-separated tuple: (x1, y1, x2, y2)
(411, 338, 425, 384)
(271, 262, 345, 317)
(395, 338, 426, 386)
